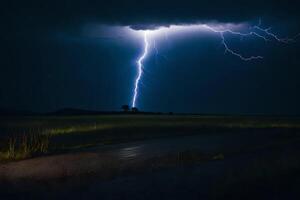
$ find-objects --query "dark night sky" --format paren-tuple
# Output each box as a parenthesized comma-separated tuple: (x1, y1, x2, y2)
(1, 0, 300, 114)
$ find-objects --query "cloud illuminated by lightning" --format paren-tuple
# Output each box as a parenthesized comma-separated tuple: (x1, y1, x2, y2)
(130, 22, 296, 108)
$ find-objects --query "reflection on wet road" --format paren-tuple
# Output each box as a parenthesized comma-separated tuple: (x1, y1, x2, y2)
(96, 130, 286, 161)
(119, 146, 142, 159)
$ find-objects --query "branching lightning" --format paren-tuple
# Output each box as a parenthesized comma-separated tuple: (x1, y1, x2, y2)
(203, 25, 264, 61)
(131, 21, 297, 108)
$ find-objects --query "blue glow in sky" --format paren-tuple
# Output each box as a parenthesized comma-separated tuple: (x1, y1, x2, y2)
(125, 22, 297, 108)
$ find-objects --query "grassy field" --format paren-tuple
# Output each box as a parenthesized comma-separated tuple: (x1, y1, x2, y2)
(1, 114, 300, 161)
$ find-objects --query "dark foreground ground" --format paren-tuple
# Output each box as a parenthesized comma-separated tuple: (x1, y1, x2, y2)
(0, 115, 300, 199)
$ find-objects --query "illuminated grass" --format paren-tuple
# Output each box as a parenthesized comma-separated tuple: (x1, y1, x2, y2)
(0, 132, 50, 162)
(44, 124, 114, 135)
(2, 115, 300, 136)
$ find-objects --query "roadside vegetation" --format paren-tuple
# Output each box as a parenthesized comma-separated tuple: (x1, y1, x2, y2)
(0, 132, 50, 161)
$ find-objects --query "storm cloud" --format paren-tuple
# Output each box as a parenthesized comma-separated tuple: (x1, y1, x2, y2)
(3, 0, 300, 33)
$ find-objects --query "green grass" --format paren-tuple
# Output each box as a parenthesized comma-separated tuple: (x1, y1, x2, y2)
(2, 115, 300, 131)
(0, 132, 50, 161)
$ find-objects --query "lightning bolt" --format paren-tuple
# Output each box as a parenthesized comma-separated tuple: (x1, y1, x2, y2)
(132, 31, 149, 108)
(131, 21, 297, 108)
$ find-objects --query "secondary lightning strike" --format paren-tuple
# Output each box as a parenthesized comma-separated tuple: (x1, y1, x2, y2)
(131, 22, 296, 108)
(132, 31, 149, 108)
(153, 39, 168, 63)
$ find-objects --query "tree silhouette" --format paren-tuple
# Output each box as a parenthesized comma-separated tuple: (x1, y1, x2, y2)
(121, 105, 130, 112)
(131, 107, 139, 113)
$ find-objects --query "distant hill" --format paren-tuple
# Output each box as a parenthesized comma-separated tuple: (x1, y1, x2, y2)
(50, 108, 118, 115)
(49, 108, 162, 115)
(0, 107, 165, 116)
(0, 108, 120, 116)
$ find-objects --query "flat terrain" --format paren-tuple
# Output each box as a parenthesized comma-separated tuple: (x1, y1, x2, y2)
(1, 115, 300, 154)
(0, 115, 300, 199)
